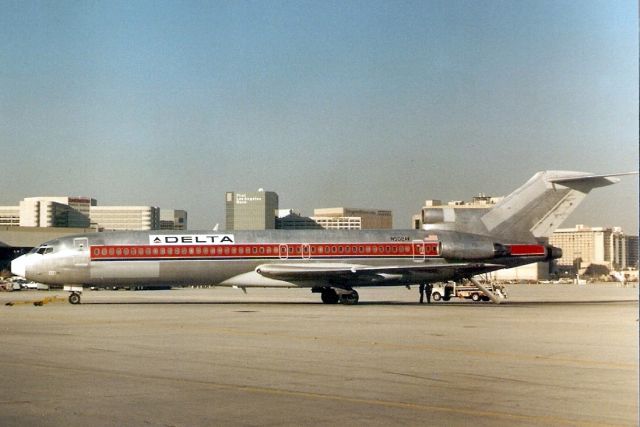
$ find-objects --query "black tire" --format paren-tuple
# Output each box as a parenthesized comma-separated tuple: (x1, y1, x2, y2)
(320, 288, 339, 304)
(471, 293, 481, 302)
(340, 290, 359, 305)
(432, 292, 442, 302)
(68, 293, 81, 305)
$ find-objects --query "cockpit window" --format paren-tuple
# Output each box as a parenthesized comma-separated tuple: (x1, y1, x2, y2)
(35, 246, 54, 255)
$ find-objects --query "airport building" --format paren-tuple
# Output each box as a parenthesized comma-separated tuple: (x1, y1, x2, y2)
(225, 190, 279, 230)
(90, 206, 160, 231)
(550, 225, 633, 271)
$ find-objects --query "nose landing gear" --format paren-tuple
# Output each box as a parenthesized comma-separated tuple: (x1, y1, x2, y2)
(68, 292, 81, 305)
(64, 286, 84, 305)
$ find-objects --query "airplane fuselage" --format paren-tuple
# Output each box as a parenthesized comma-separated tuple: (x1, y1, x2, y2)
(12, 229, 554, 291)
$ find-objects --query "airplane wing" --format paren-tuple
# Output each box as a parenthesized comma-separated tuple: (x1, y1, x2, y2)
(255, 262, 504, 282)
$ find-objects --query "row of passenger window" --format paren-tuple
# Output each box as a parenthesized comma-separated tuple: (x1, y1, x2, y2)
(93, 243, 439, 258)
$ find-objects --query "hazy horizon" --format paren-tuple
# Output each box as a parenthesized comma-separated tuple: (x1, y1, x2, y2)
(1, 1, 637, 233)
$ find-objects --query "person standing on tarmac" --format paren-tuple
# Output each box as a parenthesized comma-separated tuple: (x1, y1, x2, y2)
(419, 284, 425, 304)
(425, 283, 433, 303)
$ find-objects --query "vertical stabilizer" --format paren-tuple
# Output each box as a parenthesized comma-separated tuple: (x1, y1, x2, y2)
(480, 171, 626, 242)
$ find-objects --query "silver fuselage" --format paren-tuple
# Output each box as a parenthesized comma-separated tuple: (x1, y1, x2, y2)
(11, 229, 551, 289)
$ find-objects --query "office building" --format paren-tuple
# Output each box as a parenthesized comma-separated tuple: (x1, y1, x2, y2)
(0, 196, 186, 232)
(549, 225, 628, 270)
(626, 236, 639, 269)
(0, 207, 20, 226)
(276, 210, 323, 230)
(160, 209, 188, 230)
(90, 206, 160, 231)
(17, 197, 95, 228)
(225, 190, 279, 230)
(313, 208, 392, 230)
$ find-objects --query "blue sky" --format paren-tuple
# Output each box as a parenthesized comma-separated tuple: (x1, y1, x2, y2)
(1, 0, 637, 232)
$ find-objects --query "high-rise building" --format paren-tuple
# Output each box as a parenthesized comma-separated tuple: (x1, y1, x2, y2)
(225, 190, 279, 230)
(625, 235, 638, 269)
(549, 225, 627, 270)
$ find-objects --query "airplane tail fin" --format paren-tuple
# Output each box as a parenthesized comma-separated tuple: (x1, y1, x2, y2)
(480, 171, 635, 242)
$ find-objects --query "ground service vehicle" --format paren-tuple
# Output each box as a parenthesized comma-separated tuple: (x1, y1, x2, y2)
(431, 281, 507, 302)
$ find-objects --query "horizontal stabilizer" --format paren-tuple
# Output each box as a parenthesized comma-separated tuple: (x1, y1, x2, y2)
(548, 171, 637, 189)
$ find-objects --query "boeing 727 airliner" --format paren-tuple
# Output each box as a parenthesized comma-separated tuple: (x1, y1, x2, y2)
(10, 170, 634, 304)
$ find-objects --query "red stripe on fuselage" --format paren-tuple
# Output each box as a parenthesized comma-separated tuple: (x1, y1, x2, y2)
(90, 242, 442, 261)
(507, 244, 546, 256)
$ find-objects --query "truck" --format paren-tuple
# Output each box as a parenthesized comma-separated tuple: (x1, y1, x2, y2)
(431, 281, 507, 302)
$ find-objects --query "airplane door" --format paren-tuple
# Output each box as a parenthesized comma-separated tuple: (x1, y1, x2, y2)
(412, 240, 425, 262)
(73, 238, 89, 266)
(279, 244, 288, 260)
(301, 244, 311, 260)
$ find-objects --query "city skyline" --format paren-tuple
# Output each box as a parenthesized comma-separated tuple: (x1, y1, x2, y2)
(1, 1, 637, 233)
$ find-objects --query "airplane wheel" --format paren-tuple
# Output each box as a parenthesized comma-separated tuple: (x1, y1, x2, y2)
(471, 293, 481, 302)
(68, 293, 81, 305)
(321, 288, 339, 304)
(432, 292, 442, 302)
(340, 290, 359, 305)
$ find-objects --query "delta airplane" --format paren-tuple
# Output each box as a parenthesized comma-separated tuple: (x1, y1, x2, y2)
(10, 170, 634, 305)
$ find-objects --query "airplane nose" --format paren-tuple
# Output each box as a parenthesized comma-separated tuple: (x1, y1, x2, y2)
(11, 255, 27, 277)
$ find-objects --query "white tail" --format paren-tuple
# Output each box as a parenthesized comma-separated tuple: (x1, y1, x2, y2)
(422, 170, 635, 242)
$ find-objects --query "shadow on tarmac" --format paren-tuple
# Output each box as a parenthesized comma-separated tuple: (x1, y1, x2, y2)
(82, 299, 637, 307)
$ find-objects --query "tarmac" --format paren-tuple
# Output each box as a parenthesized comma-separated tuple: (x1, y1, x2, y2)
(0, 284, 638, 426)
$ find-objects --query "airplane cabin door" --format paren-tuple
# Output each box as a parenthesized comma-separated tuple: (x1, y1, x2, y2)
(73, 237, 89, 266)
(301, 244, 311, 260)
(278, 244, 288, 260)
(412, 240, 425, 262)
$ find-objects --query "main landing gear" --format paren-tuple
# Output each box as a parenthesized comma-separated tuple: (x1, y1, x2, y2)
(316, 287, 360, 305)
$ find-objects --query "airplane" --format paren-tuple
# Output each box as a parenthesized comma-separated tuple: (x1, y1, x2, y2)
(10, 170, 635, 305)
